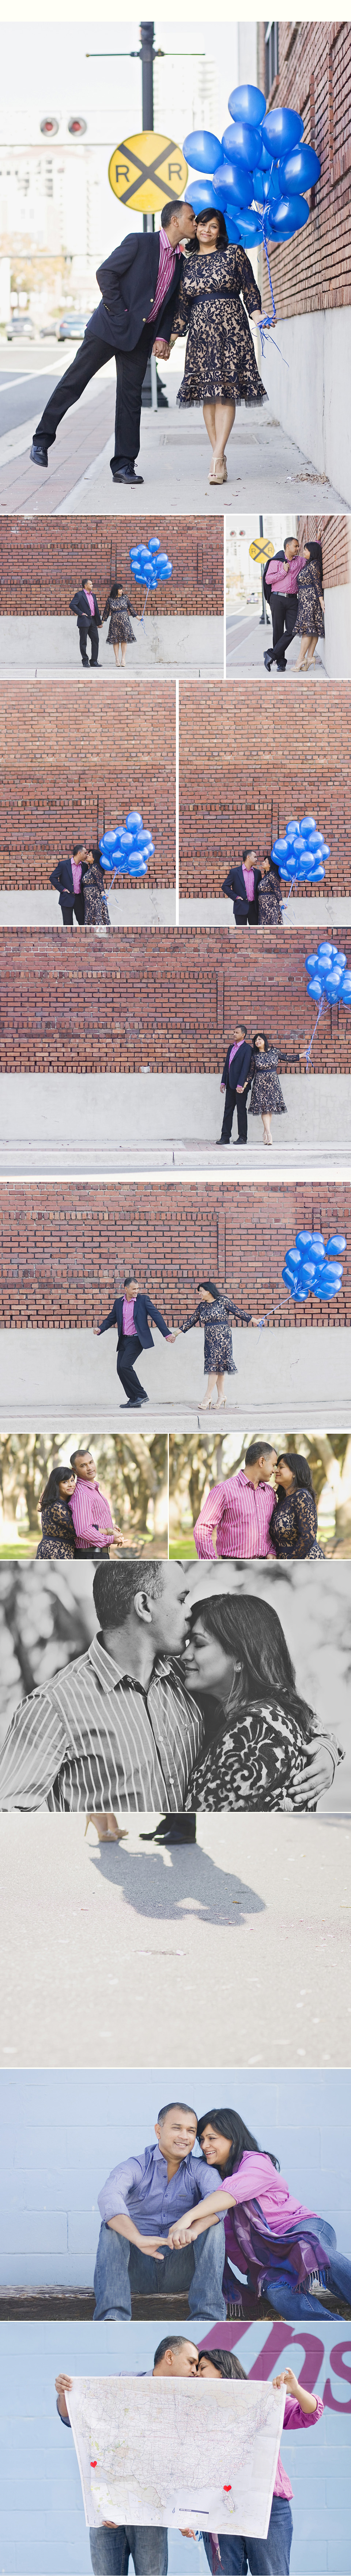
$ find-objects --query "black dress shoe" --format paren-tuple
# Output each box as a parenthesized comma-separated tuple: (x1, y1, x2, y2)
(110, 464, 144, 484)
(30, 438, 49, 466)
(81, 655, 89, 667)
(216, 1136, 229, 1144)
(263, 650, 272, 671)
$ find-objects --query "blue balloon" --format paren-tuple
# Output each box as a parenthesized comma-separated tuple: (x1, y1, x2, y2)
(128, 855, 148, 877)
(341, 974, 351, 998)
(236, 211, 264, 243)
(148, 539, 160, 554)
(214, 159, 252, 208)
(307, 979, 323, 999)
(184, 178, 220, 211)
(182, 129, 223, 174)
(252, 163, 281, 201)
(278, 144, 321, 193)
(261, 108, 304, 154)
(125, 810, 143, 830)
(269, 194, 309, 234)
(222, 119, 259, 168)
(224, 213, 242, 242)
(227, 82, 266, 127)
(326, 1235, 346, 1255)
(305, 953, 320, 971)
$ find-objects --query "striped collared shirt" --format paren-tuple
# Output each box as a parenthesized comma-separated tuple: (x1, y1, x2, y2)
(122, 1296, 136, 1337)
(70, 1479, 114, 1551)
(193, 1469, 276, 1561)
(266, 554, 306, 596)
(242, 866, 255, 901)
(147, 226, 182, 326)
(98, 2140, 221, 2230)
(0, 1632, 201, 1813)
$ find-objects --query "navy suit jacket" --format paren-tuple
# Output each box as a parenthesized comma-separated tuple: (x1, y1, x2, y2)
(222, 1039, 253, 1091)
(49, 857, 88, 913)
(87, 233, 184, 352)
(222, 864, 261, 924)
(98, 1293, 171, 1349)
(69, 589, 101, 627)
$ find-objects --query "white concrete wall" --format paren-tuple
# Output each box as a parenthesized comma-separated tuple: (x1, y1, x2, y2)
(321, 584, 351, 678)
(0, 1326, 349, 1429)
(0, 1072, 351, 1165)
(261, 309, 351, 507)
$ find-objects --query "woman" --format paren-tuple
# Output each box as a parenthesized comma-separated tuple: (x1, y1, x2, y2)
(249, 1031, 306, 1144)
(176, 2103, 351, 2322)
(181, 1279, 258, 1412)
(269, 1452, 324, 1559)
(82, 845, 116, 929)
(294, 543, 324, 673)
(182, 1591, 342, 1808)
(36, 1465, 78, 1558)
(256, 854, 282, 927)
(101, 579, 136, 670)
(191, 2345, 324, 2576)
(171, 208, 268, 487)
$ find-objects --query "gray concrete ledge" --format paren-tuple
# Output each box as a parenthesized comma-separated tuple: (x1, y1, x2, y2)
(0, 1327, 349, 1432)
(0, 1073, 350, 1176)
(0, 889, 176, 927)
(0, 612, 223, 679)
(179, 898, 351, 926)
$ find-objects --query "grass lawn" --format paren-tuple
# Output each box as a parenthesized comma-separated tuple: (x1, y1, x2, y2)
(169, 1536, 197, 1558)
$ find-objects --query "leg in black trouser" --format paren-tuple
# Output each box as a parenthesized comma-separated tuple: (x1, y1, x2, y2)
(88, 618, 99, 665)
(221, 1084, 248, 1143)
(34, 323, 154, 473)
(78, 618, 99, 666)
(35, 332, 116, 447)
(59, 897, 85, 929)
(269, 595, 297, 669)
(116, 1334, 147, 1405)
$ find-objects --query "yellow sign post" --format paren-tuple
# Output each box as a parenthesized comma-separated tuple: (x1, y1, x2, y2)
(108, 130, 189, 215)
(249, 539, 273, 562)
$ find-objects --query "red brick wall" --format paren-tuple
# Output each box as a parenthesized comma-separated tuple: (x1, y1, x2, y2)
(0, 927, 349, 1074)
(179, 681, 351, 900)
(0, 1181, 349, 1329)
(256, 19, 351, 316)
(0, 683, 175, 889)
(297, 515, 351, 588)
(0, 518, 223, 618)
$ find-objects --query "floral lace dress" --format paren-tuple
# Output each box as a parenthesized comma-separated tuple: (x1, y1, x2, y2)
(248, 1043, 302, 1118)
(185, 1692, 338, 1809)
(294, 561, 324, 640)
(269, 1487, 325, 1559)
(36, 1497, 77, 1559)
(83, 862, 111, 927)
(257, 870, 282, 925)
(171, 246, 267, 408)
(102, 591, 136, 645)
(182, 1293, 251, 1378)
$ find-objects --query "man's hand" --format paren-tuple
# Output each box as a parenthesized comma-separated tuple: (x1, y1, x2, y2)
(220, 1083, 225, 1094)
(181, 2530, 197, 2540)
(55, 2374, 72, 2420)
(153, 338, 170, 358)
(93, 1324, 101, 1336)
(166, 1332, 177, 1343)
(290, 1741, 334, 1806)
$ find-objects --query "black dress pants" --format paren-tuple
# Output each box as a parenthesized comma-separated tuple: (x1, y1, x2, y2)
(221, 1083, 248, 1143)
(269, 595, 297, 667)
(78, 617, 99, 665)
(35, 324, 154, 467)
(60, 895, 86, 927)
(152, 1816, 196, 1843)
(116, 1334, 147, 1404)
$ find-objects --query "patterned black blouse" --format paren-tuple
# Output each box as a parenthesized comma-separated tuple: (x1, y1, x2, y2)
(269, 1487, 324, 1560)
(37, 1497, 77, 1558)
(185, 1695, 339, 1810)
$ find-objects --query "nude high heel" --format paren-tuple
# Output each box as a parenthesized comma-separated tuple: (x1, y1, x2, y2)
(84, 1819, 128, 1843)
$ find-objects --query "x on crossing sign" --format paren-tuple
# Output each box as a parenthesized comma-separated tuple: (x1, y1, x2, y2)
(249, 539, 273, 562)
(108, 131, 189, 214)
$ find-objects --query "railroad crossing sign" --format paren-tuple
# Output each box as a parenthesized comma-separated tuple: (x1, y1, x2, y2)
(249, 539, 273, 561)
(108, 130, 189, 213)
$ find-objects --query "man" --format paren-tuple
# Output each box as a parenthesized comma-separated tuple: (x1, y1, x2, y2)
(49, 844, 88, 928)
(55, 2333, 200, 2576)
(218, 1026, 253, 1147)
(69, 579, 102, 668)
(30, 200, 196, 487)
(69, 1447, 124, 1557)
(263, 536, 307, 675)
(0, 1560, 203, 1815)
(94, 2098, 225, 2321)
(192, 1438, 278, 1559)
(222, 852, 261, 926)
(94, 1274, 177, 1410)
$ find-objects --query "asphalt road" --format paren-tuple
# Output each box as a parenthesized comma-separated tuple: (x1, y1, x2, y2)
(0, 346, 72, 434)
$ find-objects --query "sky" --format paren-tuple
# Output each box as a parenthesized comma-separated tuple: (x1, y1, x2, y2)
(1, 20, 257, 143)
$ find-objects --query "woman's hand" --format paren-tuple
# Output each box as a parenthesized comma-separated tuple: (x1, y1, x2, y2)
(167, 2222, 197, 2248)
(55, 2374, 72, 2419)
(272, 2368, 317, 2412)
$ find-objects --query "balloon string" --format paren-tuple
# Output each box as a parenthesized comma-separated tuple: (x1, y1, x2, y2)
(255, 203, 289, 368)
(305, 995, 325, 1071)
(140, 585, 151, 623)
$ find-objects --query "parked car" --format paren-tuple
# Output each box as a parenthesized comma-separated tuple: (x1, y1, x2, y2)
(7, 315, 35, 341)
(56, 313, 91, 340)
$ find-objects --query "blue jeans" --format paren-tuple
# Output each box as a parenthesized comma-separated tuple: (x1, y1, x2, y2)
(202, 2497, 293, 2574)
(261, 2216, 351, 2318)
(94, 2220, 226, 2320)
(89, 2528, 167, 2574)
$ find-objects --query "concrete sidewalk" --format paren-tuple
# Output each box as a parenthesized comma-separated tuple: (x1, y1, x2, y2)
(0, 612, 223, 679)
(0, 1073, 350, 1176)
(0, 1326, 349, 1430)
(179, 896, 351, 926)
(0, 353, 346, 517)
(226, 614, 327, 680)
(0, 1811, 349, 2067)
(0, 889, 176, 927)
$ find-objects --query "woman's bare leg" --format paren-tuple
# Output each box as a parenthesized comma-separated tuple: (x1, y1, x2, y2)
(120, 642, 127, 668)
(113, 641, 120, 666)
(216, 1373, 226, 1400)
(213, 399, 235, 461)
(295, 635, 309, 671)
(203, 401, 217, 454)
(305, 634, 318, 666)
(199, 1371, 218, 1410)
(262, 1112, 272, 1144)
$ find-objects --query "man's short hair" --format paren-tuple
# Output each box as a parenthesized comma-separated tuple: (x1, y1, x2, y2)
(283, 535, 297, 550)
(124, 1276, 135, 1291)
(245, 1439, 276, 1467)
(235, 1024, 247, 1036)
(161, 199, 184, 224)
(70, 1448, 90, 1471)
(93, 1560, 165, 1628)
(154, 2335, 196, 2367)
(157, 2100, 197, 2126)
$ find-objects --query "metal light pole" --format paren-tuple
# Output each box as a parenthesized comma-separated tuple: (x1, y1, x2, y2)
(140, 23, 158, 409)
(259, 513, 268, 625)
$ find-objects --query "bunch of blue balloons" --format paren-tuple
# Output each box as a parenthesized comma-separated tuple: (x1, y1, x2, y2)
(183, 81, 320, 267)
(305, 944, 351, 1006)
(272, 814, 329, 885)
(99, 812, 154, 881)
(129, 536, 173, 614)
(282, 1230, 346, 1304)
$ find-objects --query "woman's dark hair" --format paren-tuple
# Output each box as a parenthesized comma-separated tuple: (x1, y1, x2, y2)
(197, 1280, 220, 1300)
(275, 1452, 316, 1505)
(109, 581, 122, 598)
(196, 2107, 279, 2175)
(39, 1465, 74, 1512)
(193, 208, 228, 248)
(188, 1591, 317, 1741)
(253, 1031, 270, 1052)
(198, 2348, 247, 2379)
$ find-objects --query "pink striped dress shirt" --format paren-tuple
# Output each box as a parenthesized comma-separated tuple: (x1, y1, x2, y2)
(147, 226, 182, 327)
(266, 554, 306, 596)
(193, 1468, 276, 1560)
(242, 866, 255, 901)
(122, 1297, 136, 1336)
(70, 1479, 114, 1551)
(71, 860, 82, 893)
